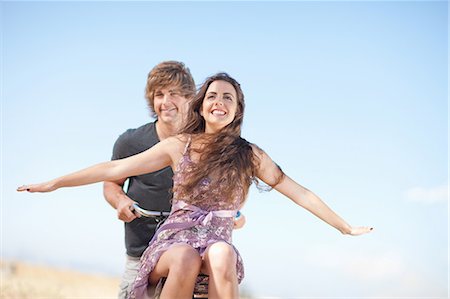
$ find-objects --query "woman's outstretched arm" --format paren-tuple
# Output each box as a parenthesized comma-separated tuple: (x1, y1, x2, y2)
(253, 145, 373, 236)
(17, 136, 181, 193)
(273, 175, 372, 235)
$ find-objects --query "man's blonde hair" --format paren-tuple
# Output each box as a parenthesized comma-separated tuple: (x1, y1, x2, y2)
(145, 61, 196, 117)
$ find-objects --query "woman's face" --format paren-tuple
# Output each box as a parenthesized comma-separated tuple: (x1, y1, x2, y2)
(201, 80, 238, 133)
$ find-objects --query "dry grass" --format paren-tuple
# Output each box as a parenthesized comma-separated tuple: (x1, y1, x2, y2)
(1, 260, 120, 299)
(1, 260, 256, 299)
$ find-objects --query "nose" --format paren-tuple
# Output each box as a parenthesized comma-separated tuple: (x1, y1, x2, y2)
(162, 94, 171, 104)
(213, 97, 225, 106)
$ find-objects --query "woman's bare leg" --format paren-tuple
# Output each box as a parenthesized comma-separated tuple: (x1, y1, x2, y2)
(202, 242, 239, 299)
(149, 244, 202, 299)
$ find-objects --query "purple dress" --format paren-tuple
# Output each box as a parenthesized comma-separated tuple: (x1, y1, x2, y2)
(129, 138, 245, 299)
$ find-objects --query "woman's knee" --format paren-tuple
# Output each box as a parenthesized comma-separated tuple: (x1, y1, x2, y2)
(169, 244, 202, 274)
(204, 242, 237, 276)
(150, 244, 201, 284)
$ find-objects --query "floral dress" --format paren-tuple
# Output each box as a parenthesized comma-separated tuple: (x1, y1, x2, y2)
(129, 138, 244, 299)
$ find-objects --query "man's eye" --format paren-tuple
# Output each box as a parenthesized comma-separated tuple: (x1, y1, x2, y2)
(171, 89, 182, 95)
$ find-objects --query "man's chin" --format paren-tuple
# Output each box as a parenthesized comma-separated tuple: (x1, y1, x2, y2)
(159, 115, 180, 126)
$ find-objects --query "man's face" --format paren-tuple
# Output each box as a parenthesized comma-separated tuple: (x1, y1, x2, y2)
(153, 86, 189, 127)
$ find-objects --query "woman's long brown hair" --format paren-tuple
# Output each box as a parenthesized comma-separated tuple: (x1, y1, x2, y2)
(175, 73, 283, 205)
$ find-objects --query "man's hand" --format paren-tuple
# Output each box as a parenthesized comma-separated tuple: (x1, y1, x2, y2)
(104, 180, 139, 223)
(116, 195, 139, 222)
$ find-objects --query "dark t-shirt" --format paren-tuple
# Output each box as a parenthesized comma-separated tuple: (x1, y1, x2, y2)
(111, 121, 173, 257)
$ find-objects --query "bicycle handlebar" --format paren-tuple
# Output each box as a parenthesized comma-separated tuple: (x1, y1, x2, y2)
(132, 203, 170, 218)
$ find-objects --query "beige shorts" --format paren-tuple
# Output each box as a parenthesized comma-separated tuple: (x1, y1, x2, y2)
(118, 255, 153, 299)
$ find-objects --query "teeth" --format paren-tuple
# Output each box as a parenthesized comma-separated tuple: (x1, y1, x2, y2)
(212, 110, 226, 116)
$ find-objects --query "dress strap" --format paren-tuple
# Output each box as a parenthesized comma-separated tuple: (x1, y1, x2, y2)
(182, 135, 192, 155)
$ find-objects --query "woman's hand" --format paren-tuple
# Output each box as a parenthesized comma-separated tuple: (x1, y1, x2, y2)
(233, 212, 246, 230)
(17, 181, 57, 193)
(346, 226, 374, 236)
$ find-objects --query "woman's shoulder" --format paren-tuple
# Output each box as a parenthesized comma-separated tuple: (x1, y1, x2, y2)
(249, 142, 265, 159)
(162, 134, 193, 154)
(164, 134, 186, 146)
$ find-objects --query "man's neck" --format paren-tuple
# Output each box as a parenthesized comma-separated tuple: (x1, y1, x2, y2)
(155, 120, 177, 141)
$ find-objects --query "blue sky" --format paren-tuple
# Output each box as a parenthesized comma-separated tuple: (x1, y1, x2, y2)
(2, 1, 448, 298)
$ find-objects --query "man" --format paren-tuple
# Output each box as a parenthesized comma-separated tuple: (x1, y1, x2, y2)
(104, 61, 196, 298)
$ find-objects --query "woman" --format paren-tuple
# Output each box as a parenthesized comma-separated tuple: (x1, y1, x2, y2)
(18, 73, 373, 299)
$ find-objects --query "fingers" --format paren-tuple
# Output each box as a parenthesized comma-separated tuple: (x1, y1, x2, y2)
(364, 226, 374, 233)
(117, 202, 138, 223)
(17, 185, 31, 192)
(126, 206, 138, 222)
(233, 214, 246, 229)
(118, 210, 137, 222)
(17, 181, 55, 193)
(350, 226, 374, 236)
